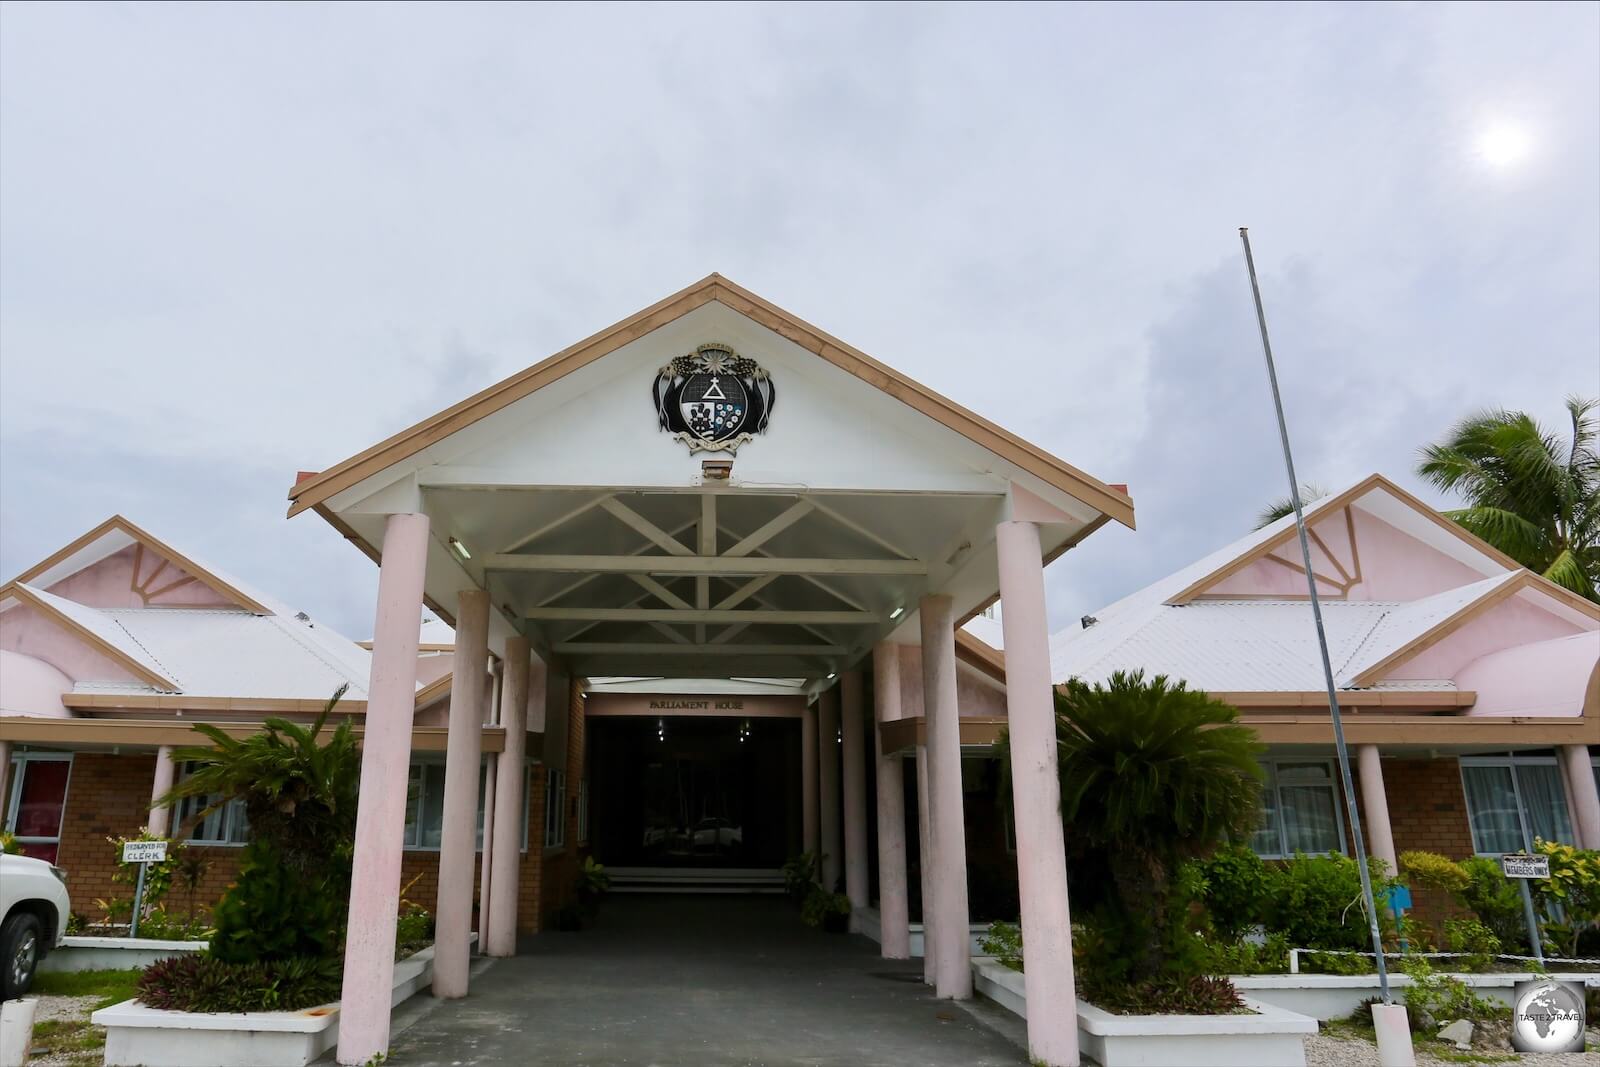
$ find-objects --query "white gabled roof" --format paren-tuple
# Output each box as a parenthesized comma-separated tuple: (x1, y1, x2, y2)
(1336, 574, 1519, 683)
(15, 583, 179, 690)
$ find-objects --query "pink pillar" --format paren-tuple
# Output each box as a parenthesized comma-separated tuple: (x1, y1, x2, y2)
(872, 643, 910, 959)
(337, 512, 429, 1067)
(819, 686, 842, 891)
(916, 746, 936, 984)
(1356, 745, 1397, 873)
(920, 594, 971, 999)
(841, 671, 869, 917)
(996, 520, 1076, 1064)
(0, 741, 11, 825)
(1563, 745, 1600, 849)
(487, 639, 535, 956)
(147, 745, 176, 837)
(433, 588, 488, 999)
(477, 758, 496, 944)
(801, 703, 819, 857)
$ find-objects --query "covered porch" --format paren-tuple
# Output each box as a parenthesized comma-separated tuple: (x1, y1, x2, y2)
(286, 275, 1134, 1067)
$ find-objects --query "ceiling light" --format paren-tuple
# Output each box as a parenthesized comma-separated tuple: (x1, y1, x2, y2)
(889, 606, 904, 620)
(826, 672, 837, 681)
(448, 537, 472, 561)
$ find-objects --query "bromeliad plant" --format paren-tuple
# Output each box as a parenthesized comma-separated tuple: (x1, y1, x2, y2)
(999, 670, 1264, 999)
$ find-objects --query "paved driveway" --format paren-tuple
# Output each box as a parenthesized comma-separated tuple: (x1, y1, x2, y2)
(383, 895, 1028, 1066)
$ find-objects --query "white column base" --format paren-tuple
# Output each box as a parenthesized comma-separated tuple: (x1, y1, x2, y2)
(1372, 1004, 1415, 1067)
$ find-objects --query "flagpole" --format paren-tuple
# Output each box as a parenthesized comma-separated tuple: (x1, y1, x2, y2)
(1238, 227, 1393, 1004)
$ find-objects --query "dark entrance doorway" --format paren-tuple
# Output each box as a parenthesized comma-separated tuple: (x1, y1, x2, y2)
(588, 715, 799, 883)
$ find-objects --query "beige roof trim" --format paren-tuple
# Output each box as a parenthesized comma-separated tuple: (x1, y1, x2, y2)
(1349, 571, 1598, 687)
(414, 673, 453, 708)
(8, 515, 273, 615)
(0, 715, 505, 754)
(955, 630, 1006, 682)
(1166, 473, 1586, 607)
(285, 274, 1135, 529)
(0, 582, 178, 691)
(62, 693, 369, 714)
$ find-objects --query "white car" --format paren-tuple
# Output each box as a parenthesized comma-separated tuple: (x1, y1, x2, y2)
(1, 853, 70, 999)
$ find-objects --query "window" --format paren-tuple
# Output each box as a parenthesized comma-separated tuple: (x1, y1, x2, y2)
(576, 777, 590, 845)
(545, 768, 566, 850)
(1250, 760, 1345, 859)
(1460, 753, 1574, 855)
(403, 760, 498, 851)
(172, 762, 250, 846)
(4, 752, 73, 863)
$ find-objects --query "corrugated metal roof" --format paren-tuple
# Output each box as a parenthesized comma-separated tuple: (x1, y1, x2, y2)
(18, 584, 179, 689)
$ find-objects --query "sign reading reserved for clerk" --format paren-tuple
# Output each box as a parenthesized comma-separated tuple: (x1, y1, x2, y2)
(122, 840, 168, 864)
(1501, 853, 1551, 880)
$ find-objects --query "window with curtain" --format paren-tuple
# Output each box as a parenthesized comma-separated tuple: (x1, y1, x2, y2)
(4, 753, 73, 863)
(545, 769, 566, 849)
(404, 760, 505, 852)
(1460, 753, 1574, 855)
(1250, 760, 1345, 859)
(172, 762, 250, 846)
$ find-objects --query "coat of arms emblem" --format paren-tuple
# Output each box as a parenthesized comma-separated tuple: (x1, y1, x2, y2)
(651, 343, 776, 453)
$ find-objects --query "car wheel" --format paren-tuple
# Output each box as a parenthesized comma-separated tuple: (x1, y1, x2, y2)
(1, 913, 43, 1000)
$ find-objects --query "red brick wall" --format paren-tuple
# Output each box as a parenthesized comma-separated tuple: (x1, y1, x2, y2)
(51, 750, 547, 935)
(539, 678, 590, 923)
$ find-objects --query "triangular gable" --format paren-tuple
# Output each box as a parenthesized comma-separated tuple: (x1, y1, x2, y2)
(1169, 475, 1532, 605)
(7, 516, 275, 615)
(285, 274, 1135, 528)
(0, 583, 179, 691)
(1349, 571, 1599, 687)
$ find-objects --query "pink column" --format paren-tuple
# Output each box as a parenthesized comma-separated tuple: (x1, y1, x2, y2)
(337, 513, 429, 1067)
(0, 741, 11, 825)
(477, 758, 496, 945)
(916, 746, 937, 983)
(920, 594, 971, 999)
(871, 643, 910, 959)
(433, 588, 489, 999)
(841, 671, 869, 918)
(1563, 745, 1600, 849)
(1356, 745, 1397, 873)
(819, 686, 842, 891)
(996, 520, 1076, 1064)
(801, 703, 819, 857)
(487, 639, 536, 955)
(147, 745, 176, 837)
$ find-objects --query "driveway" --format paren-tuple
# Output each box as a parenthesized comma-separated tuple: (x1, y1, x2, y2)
(383, 894, 1028, 1066)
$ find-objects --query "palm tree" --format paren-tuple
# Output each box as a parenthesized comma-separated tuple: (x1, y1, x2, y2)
(1418, 396, 1599, 602)
(1254, 485, 1328, 530)
(998, 670, 1263, 987)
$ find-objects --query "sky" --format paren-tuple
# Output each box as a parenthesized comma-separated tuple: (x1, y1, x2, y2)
(2, 2, 1597, 645)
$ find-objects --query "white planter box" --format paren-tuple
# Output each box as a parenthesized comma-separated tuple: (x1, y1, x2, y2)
(93, 945, 440, 1067)
(973, 958, 1317, 1067)
(852, 906, 991, 957)
(1233, 970, 1600, 1021)
(40, 936, 207, 974)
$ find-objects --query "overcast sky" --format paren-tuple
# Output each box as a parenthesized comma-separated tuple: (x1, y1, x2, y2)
(2, 2, 1597, 644)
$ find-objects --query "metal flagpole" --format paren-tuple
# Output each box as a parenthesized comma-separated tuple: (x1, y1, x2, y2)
(1239, 228, 1393, 1003)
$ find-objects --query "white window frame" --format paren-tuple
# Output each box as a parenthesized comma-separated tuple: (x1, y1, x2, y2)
(171, 761, 250, 846)
(3, 751, 74, 854)
(544, 768, 566, 851)
(1459, 751, 1574, 856)
(1250, 758, 1347, 860)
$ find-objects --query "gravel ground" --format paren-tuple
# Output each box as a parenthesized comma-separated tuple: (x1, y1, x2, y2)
(23, 994, 105, 1067)
(1306, 1027, 1600, 1065)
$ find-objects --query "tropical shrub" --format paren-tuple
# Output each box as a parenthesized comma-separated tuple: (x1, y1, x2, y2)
(0, 830, 19, 854)
(1399, 850, 1469, 895)
(137, 954, 341, 1013)
(782, 851, 819, 904)
(159, 686, 360, 971)
(1532, 839, 1600, 957)
(1196, 931, 1289, 976)
(1443, 917, 1501, 972)
(998, 670, 1263, 999)
(1195, 844, 1269, 939)
(576, 856, 611, 905)
(1399, 956, 1508, 1033)
(979, 921, 1023, 972)
(1095, 974, 1246, 1016)
(1458, 857, 1528, 950)
(800, 887, 850, 928)
(135, 909, 212, 942)
(1262, 852, 1371, 952)
(109, 828, 185, 919)
(395, 903, 432, 955)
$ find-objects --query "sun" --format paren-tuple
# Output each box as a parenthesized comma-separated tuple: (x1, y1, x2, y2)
(1475, 121, 1532, 168)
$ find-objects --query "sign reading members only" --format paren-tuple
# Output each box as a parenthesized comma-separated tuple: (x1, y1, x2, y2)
(1501, 853, 1551, 879)
(122, 840, 168, 864)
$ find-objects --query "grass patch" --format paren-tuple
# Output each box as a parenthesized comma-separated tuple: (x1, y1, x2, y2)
(1418, 1044, 1514, 1064)
(28, 1018, 106, 1066)
(30, 967, 143, 1008)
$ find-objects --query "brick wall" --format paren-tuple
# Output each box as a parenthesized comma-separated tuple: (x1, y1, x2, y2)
(1383, 757, 1476, 927)
(539, 678, 589, 924)
(51, 750, 547, 935)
